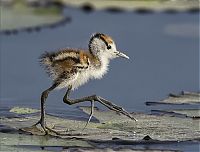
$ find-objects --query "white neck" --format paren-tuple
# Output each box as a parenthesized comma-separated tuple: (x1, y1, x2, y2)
(90, 53, 110, 79)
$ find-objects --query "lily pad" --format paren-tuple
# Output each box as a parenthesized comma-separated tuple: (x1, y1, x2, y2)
(1, 106, 199, 141)
(9, 107, 39, 114)
(173, 109, 200, 118)
(1, 92, 200, 151)
(1, 5, 63, 31)
(146, 91, 200, 105)
(151, 109, 200, 119)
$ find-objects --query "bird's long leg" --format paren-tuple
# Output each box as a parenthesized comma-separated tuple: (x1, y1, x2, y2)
(33, 83, 59, 134)
(63, 87, 137, 127)
(82, 100, 95, 130)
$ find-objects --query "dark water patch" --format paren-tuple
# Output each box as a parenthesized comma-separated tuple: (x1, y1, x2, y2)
(134, 8, 154, 14)
(24, 27, 34, 33)
(0, 106, 21, 118)
(11, 29, 19, 35)
(146, 102, 200, 107)
(57, 16, 72, 26)
(81, 3, 94, 13)
(34, 26, 42, 32)
(162, 9, 179, 14)
(187, 7, 200, 14)
(1, 30, 12, 35)
(105, 7, 125, 13)
(145, 101, 198, 106)
(0, 124, 18, 133)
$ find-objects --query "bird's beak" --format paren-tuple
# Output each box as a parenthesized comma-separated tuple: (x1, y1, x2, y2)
(115, 51, 129, 59)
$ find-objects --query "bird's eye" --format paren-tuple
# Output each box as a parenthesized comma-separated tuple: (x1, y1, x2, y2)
(107, 45, 111, 50)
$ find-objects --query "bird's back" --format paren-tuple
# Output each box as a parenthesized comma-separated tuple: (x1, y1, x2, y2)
(40, 48, 103, 89)
(40, 49, 86, 77)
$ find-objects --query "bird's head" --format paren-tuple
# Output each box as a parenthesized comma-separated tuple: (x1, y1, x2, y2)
(88, 33, 129, 60)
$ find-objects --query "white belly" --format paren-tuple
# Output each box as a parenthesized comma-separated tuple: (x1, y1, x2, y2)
(71, 67, 108, 90)
(71, 71, 91, 90)
(56, 71, 90, 90)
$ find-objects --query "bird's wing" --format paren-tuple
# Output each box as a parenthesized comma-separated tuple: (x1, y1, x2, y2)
(51, 49, 90, 72)
(72, 51, 90, 70)
(40, 49, 91, 81)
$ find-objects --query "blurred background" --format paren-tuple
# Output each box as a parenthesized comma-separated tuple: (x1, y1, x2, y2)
(0, 0, 199, 118)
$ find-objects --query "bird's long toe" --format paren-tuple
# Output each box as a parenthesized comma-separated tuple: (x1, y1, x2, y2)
(32, 120, 50, 135)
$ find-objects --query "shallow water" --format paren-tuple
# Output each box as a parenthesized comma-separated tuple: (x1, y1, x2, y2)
(0, 8, 199, 114)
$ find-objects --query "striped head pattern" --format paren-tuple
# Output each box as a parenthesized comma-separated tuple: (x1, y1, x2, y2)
(88, 33, 129, 60)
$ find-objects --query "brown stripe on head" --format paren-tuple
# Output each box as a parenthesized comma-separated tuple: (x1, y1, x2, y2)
(89, 33, 114, 54)
(90, 33, 113, 47)
(100, 34, 113, 44)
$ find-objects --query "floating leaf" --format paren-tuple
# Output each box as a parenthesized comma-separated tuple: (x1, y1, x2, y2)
(146, 91, 200, 105)
(10, 107, 39, 114)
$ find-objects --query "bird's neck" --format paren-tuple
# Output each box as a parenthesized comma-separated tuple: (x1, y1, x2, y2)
(89, 47, 110, 66)
(93, 51, 110, 67)
(89, 52, 110, 79)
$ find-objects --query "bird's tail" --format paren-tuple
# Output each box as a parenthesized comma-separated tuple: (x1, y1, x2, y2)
(39, 52, 57, 79)
(39, 52, 53, 67)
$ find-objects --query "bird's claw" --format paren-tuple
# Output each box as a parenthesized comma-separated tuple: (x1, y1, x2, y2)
(32, 119, 62, 135)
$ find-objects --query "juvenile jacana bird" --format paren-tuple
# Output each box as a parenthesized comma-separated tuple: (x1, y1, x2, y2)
(34, 33, 136, 134)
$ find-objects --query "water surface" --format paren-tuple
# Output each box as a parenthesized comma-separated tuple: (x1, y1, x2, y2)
(0, 8, 199, 114)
